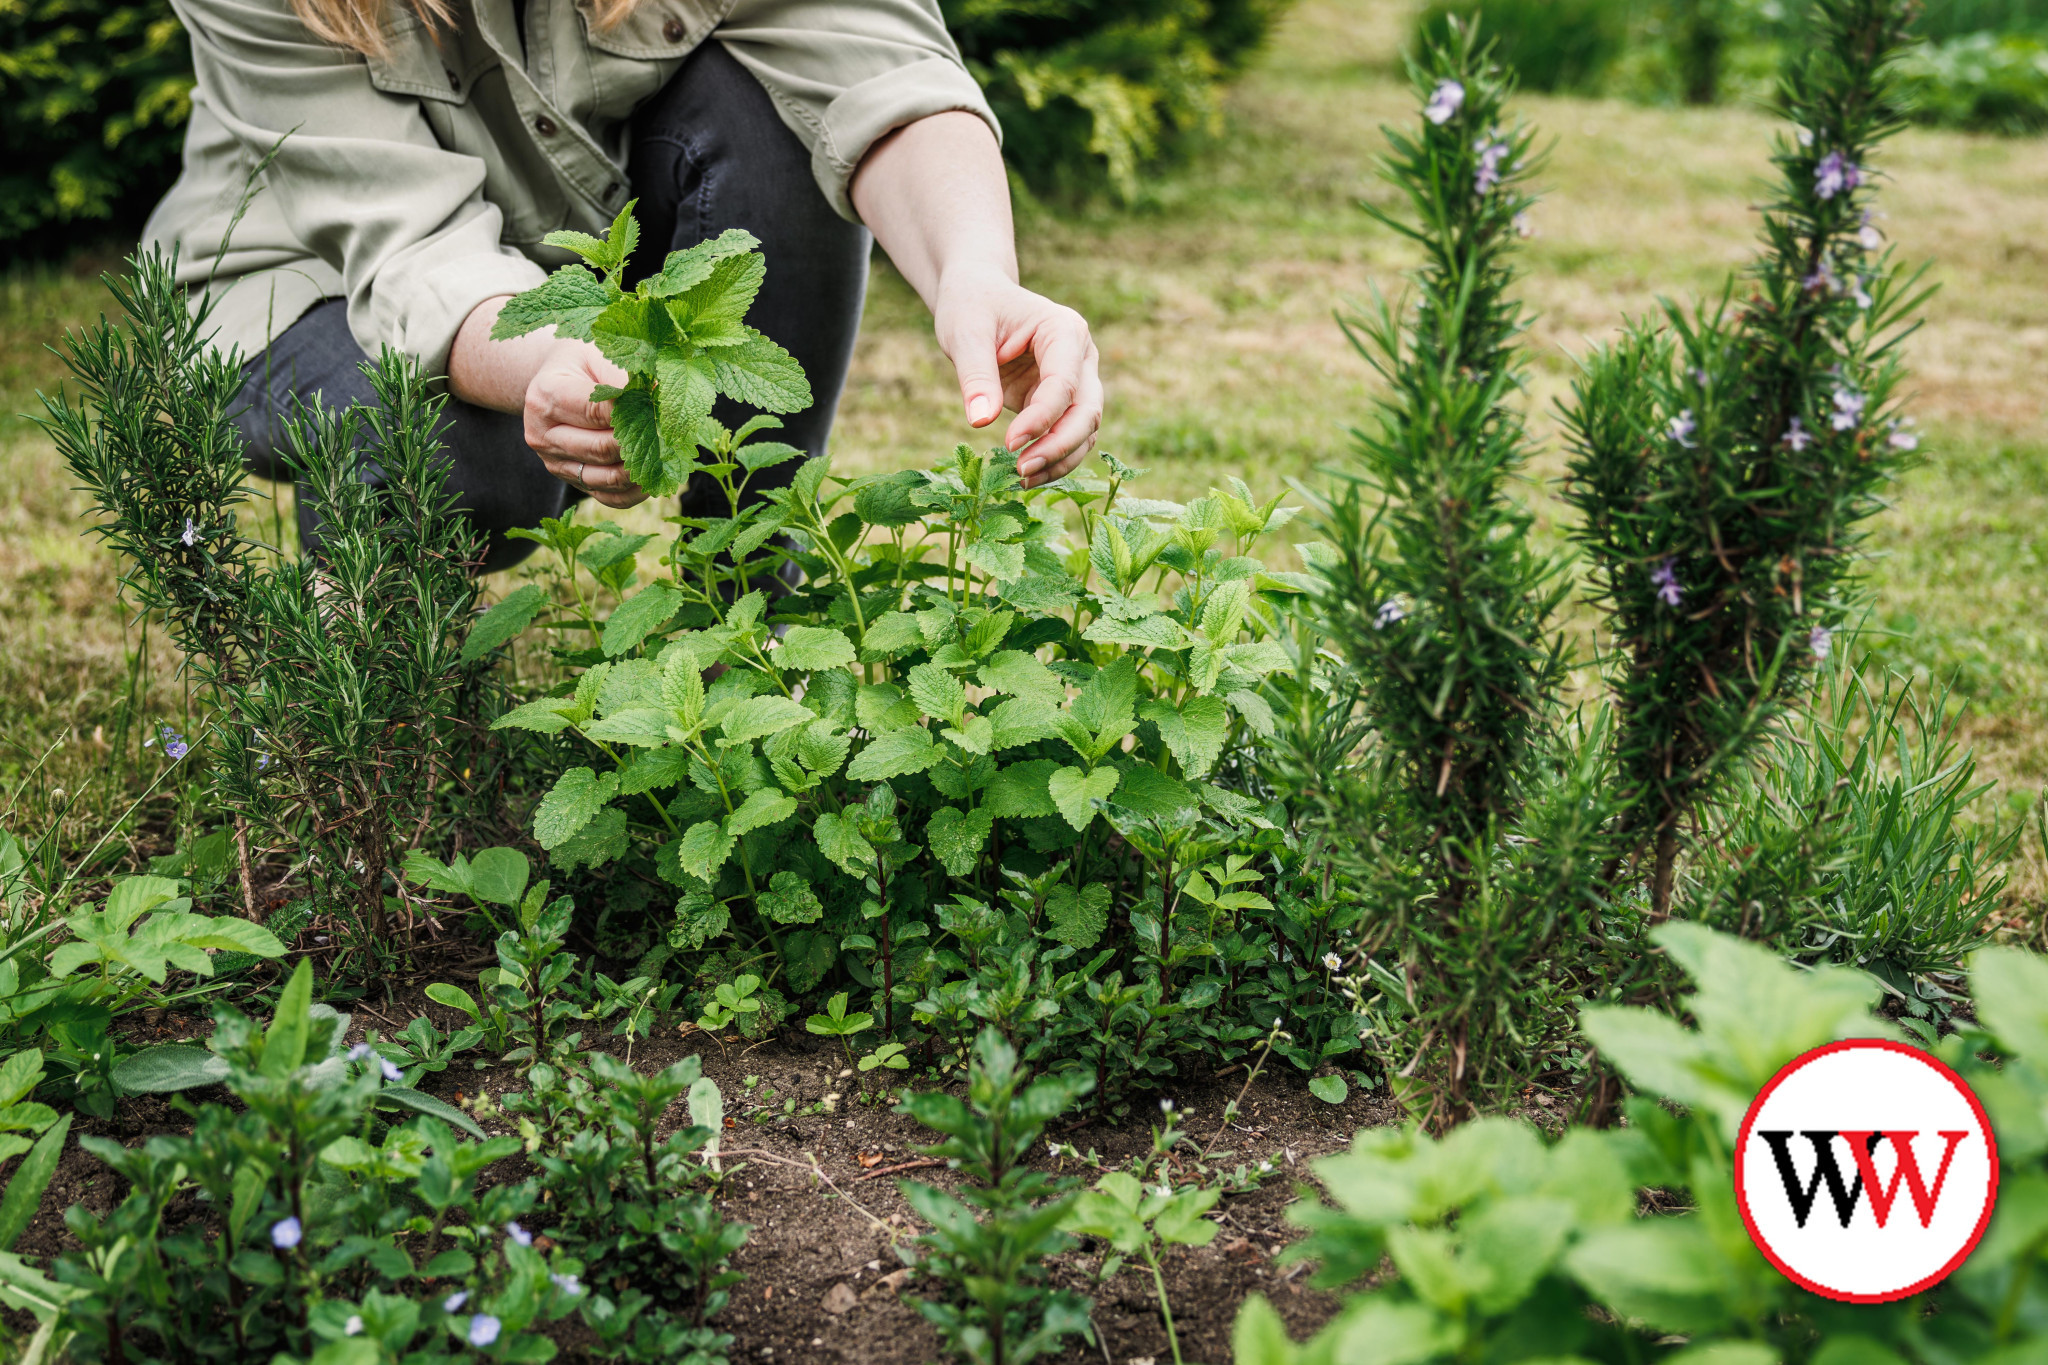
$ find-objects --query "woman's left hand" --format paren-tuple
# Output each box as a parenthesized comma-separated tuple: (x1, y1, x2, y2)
(933, 267, 1103, 488)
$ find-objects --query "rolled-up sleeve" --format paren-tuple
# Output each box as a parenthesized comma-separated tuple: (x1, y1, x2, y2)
(171, 0, 545, 373)
(714, 0, 1000, 221)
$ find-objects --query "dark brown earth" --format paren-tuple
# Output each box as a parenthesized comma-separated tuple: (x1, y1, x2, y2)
(10, 977, 1400, 1364)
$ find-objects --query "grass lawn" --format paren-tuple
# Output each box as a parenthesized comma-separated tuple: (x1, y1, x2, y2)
(4, 0, 2045, 918)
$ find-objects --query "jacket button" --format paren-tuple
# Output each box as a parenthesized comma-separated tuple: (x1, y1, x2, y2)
(661, 17, 684, 41)
(534, 115, 558, 137)
(444, 67, 459, 90)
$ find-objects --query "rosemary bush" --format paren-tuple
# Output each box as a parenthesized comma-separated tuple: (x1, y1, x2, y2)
(40, 254, 495, 961)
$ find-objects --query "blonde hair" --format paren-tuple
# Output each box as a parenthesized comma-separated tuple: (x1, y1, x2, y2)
(291, 0, 637, 58)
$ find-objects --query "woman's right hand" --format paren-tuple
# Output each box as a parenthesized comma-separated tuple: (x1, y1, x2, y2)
(523, 339, 645, 509)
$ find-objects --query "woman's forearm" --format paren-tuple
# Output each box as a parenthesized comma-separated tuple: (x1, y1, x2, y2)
(448, 294, 559, 414)
(850, 111, 1018, 305)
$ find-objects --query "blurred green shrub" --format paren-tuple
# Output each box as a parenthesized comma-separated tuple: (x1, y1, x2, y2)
(0, 0, 192, 259)
(942, 0, 1294, 203)
(1917, 0, 2048, 41)
(1896, 29, 2048, 131)
(1411, 0, 1631, 91)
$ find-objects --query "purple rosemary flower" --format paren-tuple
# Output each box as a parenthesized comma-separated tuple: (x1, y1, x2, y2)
(271, 1216, 302, 1249)
(1474, 138, 1512, 194)
(181, 518, 199, 547)
(467, 1315, 501, 1348)
(1810, 625, 1833, 660)
(1374, 598, 1406, 629)
(1815, 150, 1861, 200)
(1651, 557, 1684, 607)
(505, 1222, 533, 1248)
(1782, 417, 1814, 452)
(1888, 421, 1919, 452)
(1830, 386, 1866, 432)
(1851, 276, 1872, 310)
(1668, 410, 1698, 448)
(442, 1292, 468, 1314)
(257, 753, 271, 770)
(1858, 212, 1884, 250)
(1425, 79, 1465, 125)
(1513, 211, 1535, 238)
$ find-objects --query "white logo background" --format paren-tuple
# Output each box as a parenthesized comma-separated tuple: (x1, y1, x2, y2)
(1736, 1042, 1997, 1302)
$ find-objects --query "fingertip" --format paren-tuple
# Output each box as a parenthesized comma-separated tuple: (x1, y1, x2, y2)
(967, 394, 999, 426)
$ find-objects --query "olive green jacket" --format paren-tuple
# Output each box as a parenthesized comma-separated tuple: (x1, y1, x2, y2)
(142, 0, 996, 373)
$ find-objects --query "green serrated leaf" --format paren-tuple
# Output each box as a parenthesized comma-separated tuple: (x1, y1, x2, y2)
(492, 265, 610, 342)
(535, 767, 620, 849)
(847, 726, 940, 781)
(1044, 882, 1110, 949)
(601, 583, 683, 658)
(813, 811, 877, 877)
(461, 584, 550, 664)
(776, 625, 856, 672)
(1048, 766, 1120, 833)
(679, 821, 737, 882)
(925, 807, 994, 878)
(711, 331, 812, 413)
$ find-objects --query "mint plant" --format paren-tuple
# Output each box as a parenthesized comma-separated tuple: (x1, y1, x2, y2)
(489, 205, 811, 498)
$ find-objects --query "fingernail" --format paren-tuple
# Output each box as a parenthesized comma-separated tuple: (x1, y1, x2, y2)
(968, 396, 996, 425)
(1019, 457, 1043, 475)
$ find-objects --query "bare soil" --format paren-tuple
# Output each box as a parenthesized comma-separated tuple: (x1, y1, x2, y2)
(10, 979, 1398, 1364)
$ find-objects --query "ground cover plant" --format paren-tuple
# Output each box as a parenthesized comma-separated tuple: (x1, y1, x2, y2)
(0, 0, 2044, 1359)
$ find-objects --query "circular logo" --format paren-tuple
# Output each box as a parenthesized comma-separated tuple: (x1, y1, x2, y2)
(1735, 1039, 1998, 1303)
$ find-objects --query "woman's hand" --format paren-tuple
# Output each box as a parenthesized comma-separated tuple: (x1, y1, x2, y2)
(449, 297, 644, 508)
(851, 111, 1105, 490)
(522, 340, 645, 509)
(934, 267, 1102, 488)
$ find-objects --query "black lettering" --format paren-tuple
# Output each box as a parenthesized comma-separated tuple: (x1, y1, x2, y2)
(1758, 1130, 1868, 1228)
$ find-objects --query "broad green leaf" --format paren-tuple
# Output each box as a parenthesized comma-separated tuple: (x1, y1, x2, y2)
(583, 707, 673, 747)
(534, 767, 620, 849)
(1564, 1222, 1738, 1336)
(856, 683, 921, 733)
(601, 583, 683, 658)
(978, 650, 1065, 707)
(1044, 882, 1109, 949)
(725, 789, 797, 837)
(591, 294, 658, 373)
(1973, 947, 2048, 1069)
(425, 983, 482, 1022)
(611, 386, 666, 493)
(847, 726, 940, 781)
(720, 695, 816, 747)
(1140, 695, 1231, 777)
(491, 697, 577, 734)
(712, 332, 812, 413)
(679, 252, 767, 326)
(925, 807, 994, 878)
(813, 811, 877, 877)
(984, 760, 1060, 819)
(619, 746, 691, 795)
(782, 929, 837, 994)
(549, 806, 628, 872)
(0, 1114, 69, 1252)
(942, 714, 995, 755)
(373, 1088, 487, 1140)
(465, 848, 530, 908)
(1083, 614, 1191, 651)
(759, 871, 824, 925)
(491, 265, 609, 342)
(261, 959, 315, 1079)
(647, 228, 757, 297)
(679, 821, 737, 882)
(670, 893, 731, 952)
(113, 1045, 229, 1094)
(861, 612, 924, 655)
(775, 625, 856, 672)
(105, 876, 184, 928)
(1309, 1075, 1348, 1105)
(1071, 656, 1137, 737)
(907, 663, 966, 726)
(987, 698, 1063, 751)
(1107, 764, 1198, 822)
(656, 350, 718, 456)
(963, 539, 1026, 582)
(461, 584, 550, 663)
(1232, 1295, 1299, 1365)
(1048, 766, 1120, 832)
(662, 647, 708, 724)
(0, 1054, 41, 1111)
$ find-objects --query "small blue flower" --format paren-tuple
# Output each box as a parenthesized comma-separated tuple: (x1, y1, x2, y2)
(1810, 626, 1833, 659)
(1474, 137, 1511, 194)
(157, 725, 189, 761)
(1374, 597, 1407, 629)
(467, 1314, 501, 1347)
(271, 1216, 302, 1249)
(1651, 557, 1684, 608)
(1425, 79, 1465, 125)
(379, 1056, 403, 1082)
(1782, 417, 1814, 453)
(442, 1291, 469, 1313)
(1830, 387, 1866, 432)
(1815, 150, 1860, 200)
(1668, 410, 1697, 448)
(505, 1222, 533, 1247)
(181, 518, 200, 548)
(550, 1272, 583, 1295)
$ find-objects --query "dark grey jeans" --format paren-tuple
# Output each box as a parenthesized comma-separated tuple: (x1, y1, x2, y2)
(234, 40, 871, 573)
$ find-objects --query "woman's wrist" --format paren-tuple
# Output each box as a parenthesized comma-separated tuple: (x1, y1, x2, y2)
(448, 294, 561, 414)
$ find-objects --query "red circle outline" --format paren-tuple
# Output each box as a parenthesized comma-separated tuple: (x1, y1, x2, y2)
(1733, 1038, 2000, 1304)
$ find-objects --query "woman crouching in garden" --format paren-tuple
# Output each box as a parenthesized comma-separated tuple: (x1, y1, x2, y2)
(143, 0, 1103, 570)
